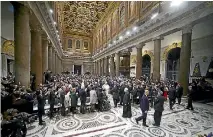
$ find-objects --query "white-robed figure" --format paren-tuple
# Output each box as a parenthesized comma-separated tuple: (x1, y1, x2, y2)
(64, 91, 71, 112)
(102, 81, 110, 95)
(81, 80, 85, 89)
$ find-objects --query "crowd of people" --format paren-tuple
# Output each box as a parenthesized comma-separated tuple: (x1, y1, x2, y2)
(2, 70, 200, 129)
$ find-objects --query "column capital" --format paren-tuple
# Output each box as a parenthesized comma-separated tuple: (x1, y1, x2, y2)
(182, 24, 193, 34)
(152, 36, 164, 41)
(136, 43, 145, 49)
(110, 54, 115, 58)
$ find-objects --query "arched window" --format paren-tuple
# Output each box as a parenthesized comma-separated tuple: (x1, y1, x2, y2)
(68, 39, 72, 49)
(84, 42, 89, 50)
(76, 40, 80, 49)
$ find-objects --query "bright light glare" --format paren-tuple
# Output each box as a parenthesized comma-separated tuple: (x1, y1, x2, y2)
(133, 26, 137, 31)
(113, 41, 116, 44)
(56, 30, 59, 33)
(108, 44, 111, 47)
(170, 1, 183, 7)
(126, 31, 130, 35)
(54, 22, 56, 25)
(119, 36, 123, 40)
(49, 9, 53, 13)
(151, 13, 158, 19)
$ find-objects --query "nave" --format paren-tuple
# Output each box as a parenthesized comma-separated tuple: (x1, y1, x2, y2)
(26, 96, 213, 137)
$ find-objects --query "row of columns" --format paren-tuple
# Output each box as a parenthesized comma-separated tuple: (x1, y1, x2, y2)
(94, 52, 120, 77)
(13, 2, 63, 89)
(94, 26, 192, 95)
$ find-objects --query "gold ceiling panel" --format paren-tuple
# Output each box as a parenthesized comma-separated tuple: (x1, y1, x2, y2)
(57, 1, 110, 36)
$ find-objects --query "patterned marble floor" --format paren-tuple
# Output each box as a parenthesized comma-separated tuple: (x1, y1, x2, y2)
(26, 96, 213, 137)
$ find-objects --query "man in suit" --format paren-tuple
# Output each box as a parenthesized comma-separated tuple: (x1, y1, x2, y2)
(135, 89, 149, 127)
(36, 90, 45, 125)
(79, 88, 87, 114)
(168, 85, 176, 110)
(186, 85, 194, 110)
(153, 91, 165, 126)
(112, 84, 119, 108)
(176, 84, 183, 105)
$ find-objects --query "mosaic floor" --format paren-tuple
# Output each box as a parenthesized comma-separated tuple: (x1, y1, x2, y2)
(26, 96, 213, 137)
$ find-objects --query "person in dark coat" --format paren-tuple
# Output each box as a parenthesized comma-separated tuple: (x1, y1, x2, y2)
(79, 88, 86, 114)
(112, 85, 119, 108)
(186, 85, 194, 110)
(176, 84, 183, 105)
(168, 85, 176, 110)
(59, 86, 66, 116)
(48, 88, 55, 119)
(122, 88, 132, 118)
(153, 91, 165, 126)
(36, 90, 45, 125)
(119, 84, 125, 105)
(70, 88, 78, 114)
(97, 88, 104, 112)
(135, 89, 149, 127)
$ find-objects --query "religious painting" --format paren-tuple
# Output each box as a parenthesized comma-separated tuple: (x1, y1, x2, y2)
(68, 39, 72, 49)
(129, 1, 135, 18)
(84, 41, 89, 51)
(76, 40, 80, 49)
(96, 35, 99, 49)
(192, 63, 201, 77)
(99, 29, 102, 47)
(112, 10, 118, 35)
(130, 55, 136, 66)
(107, 19, 111, 40)
(103, 25, 107, 44)
(119, 4, 125, 28)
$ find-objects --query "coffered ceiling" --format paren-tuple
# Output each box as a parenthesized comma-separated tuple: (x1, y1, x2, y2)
(56, 1, 111, 36)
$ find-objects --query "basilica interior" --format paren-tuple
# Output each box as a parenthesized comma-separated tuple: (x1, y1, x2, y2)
(1, 1, 213, 137)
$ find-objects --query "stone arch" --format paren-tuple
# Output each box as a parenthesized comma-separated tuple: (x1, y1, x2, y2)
(142, 50, 154, 74)
(1, 40, 14, 56)
(162, 42, 182, 61)
(142, 50, 154, 60)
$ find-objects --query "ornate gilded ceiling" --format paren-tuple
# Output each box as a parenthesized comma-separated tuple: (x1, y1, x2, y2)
(56, 1, 110, 36)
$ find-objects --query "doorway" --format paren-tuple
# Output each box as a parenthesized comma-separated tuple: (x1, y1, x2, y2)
(74, 65, 81, 75)
(166, 47, 181, 81)
(142, 54, 151, 77)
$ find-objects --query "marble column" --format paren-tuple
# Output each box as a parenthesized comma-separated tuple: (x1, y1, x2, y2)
(55, 53, 58, 74)
(110, 55, 115, 77)
(98, 60, 101, 76)
(115, 52, 120, 77)
(31, 25, 43, 88)
(178, 25, 193, 95)
(102, 58, 105, 76)
(136, 44, 144, 79)
(55, 54, 58, 74)
(42, 38, 48, 73)
(52, 50, 56, 74)
(96, 61, 98, 75)
(105, 56, 109, 76)
(13, 2, 31, 87)
(48, 45, 52, 71)
(153, 37, 162, 82)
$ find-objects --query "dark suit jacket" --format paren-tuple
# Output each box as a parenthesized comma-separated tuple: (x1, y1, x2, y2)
(154, 95, 165, 112)
(79, 89, 86, 104)
(176, 86, 183, 98)
(140, 95, 149, 112)
(168, 88, 176, 99)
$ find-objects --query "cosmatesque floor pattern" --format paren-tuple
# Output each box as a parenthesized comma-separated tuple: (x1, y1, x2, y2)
(26, 96, 213, 137)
